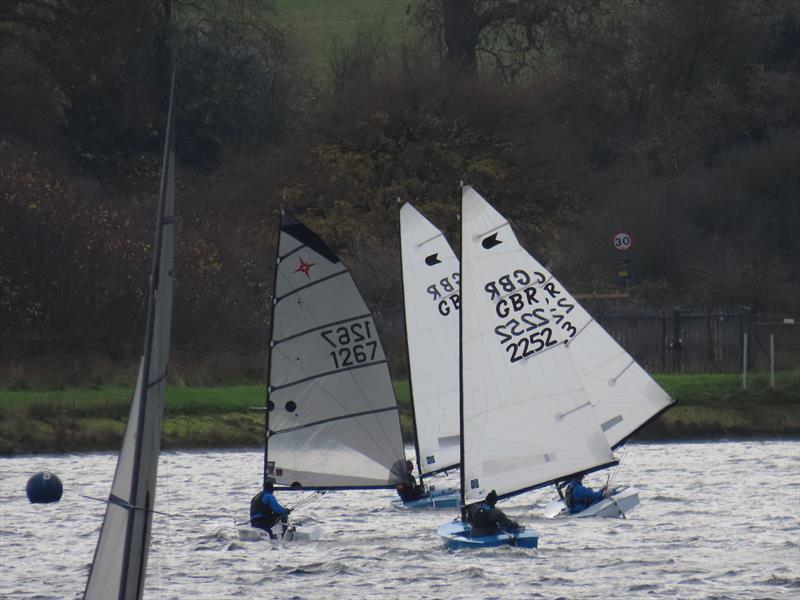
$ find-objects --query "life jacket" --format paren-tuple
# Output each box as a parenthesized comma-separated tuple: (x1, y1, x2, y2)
(564, 483, 575, 511)
(396, 475, 425, 502)
(250, 491, 277, 530)
(468, 502, 495, 531)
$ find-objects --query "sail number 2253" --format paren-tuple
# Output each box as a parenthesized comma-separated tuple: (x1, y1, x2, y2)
(321, 320, 378, 369)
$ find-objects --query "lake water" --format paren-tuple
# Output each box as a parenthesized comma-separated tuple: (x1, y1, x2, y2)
(1, 441, 799, 599)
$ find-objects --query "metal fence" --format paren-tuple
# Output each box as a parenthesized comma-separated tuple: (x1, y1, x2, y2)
(591, 309, 799, 373)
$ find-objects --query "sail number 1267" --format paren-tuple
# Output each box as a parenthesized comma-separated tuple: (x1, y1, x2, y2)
(321, 320, 378, 369)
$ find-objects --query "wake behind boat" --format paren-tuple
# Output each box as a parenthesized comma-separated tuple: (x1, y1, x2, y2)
(438, 187, 617, 550)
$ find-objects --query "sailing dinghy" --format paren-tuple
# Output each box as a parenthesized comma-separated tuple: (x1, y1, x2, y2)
(84, 71, 176, 600)
(543, 485, 641, 519)
(243, 211, 408, 540)
(437, 186, 617, 549)
(396, 202, 460, 509)
(529, 218, 675, 519)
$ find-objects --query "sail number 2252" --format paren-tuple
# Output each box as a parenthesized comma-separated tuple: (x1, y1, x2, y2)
(321, 320, 378, 369)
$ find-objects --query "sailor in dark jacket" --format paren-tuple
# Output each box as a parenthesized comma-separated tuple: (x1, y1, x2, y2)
(396, 460, 427, 503)
(250, 481, 291, 538)
(564, 474, 607, 514)
(467, 490, 521, 535)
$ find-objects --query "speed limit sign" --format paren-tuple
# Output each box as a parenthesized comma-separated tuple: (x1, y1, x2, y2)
(613, 232, 633, 251)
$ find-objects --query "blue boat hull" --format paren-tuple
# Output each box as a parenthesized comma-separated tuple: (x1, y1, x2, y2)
(437, 519, 539, 550)
(396, 488, 459, 509)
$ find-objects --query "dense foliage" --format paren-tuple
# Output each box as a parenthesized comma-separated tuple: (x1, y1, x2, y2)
(1, 0, 798, 377)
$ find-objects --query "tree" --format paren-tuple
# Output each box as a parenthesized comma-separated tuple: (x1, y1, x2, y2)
(415, 0, 599, 79)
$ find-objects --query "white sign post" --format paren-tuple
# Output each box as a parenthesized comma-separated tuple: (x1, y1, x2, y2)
(613, 232, 633, 286)
(613, 232, 633, 251)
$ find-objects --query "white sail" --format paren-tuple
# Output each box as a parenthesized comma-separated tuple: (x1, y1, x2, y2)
(538, 303, 674, 448)
(85, 73, 176, 600)
(460, 187, 615, 505)
(399, 203, 460, 476)
(265, 213, 407, 489)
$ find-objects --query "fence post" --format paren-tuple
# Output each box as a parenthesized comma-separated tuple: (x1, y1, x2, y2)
(770, 333, 775, 389)
(742, 333, 748, 390)
(672, 310, 683, 372)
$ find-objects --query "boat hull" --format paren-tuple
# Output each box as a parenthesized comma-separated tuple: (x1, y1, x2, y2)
(543, 486, 640, 519)
(395, 488, 459, 509)
(437, 519, 539, 550)
(237, 522, 322, 542)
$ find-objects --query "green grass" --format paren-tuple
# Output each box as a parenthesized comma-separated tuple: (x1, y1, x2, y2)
(273, 0, 422, 80)
(1, 371, 797, 455)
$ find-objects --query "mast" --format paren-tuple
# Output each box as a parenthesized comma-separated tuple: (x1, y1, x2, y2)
(458, 194, 466, 520)
(84, 66, 176, 600)
(262, 210, 284, 488)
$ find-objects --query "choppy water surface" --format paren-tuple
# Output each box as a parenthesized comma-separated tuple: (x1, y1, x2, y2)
(1, 441, 799, 599)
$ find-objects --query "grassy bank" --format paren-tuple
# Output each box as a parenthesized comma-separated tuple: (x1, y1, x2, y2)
(1, 372, 797, 455)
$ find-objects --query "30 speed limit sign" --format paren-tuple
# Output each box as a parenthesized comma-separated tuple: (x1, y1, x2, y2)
(613, 232, 633, 251)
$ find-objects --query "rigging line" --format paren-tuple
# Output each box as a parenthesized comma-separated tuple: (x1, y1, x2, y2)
(275, 270, 349, 302)
(288, 490, 327, 511)
(81, 494, 177, 518)
(146, 370, 168, 389)
(608, 446, 629, 489)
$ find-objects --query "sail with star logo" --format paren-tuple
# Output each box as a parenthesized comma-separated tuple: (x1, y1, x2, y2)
(262, 212, 407, 489)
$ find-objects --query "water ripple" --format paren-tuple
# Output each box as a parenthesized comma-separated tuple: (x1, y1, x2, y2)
(1, 442, 799, 599)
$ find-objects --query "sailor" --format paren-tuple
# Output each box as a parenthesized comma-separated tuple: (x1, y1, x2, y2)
(564, 473, 607, 514)
(467, 490, 521, 535)
(250, 481, 291, 538)
(395, 460, 426, 503)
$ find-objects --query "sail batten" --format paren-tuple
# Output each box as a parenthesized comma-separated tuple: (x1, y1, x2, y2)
(264, 212, 406, 490)
(399, 203, 461, 477)
(269, 405, 399, 436)
(273, 313, 373, 345)
(269, 360, 390, 392)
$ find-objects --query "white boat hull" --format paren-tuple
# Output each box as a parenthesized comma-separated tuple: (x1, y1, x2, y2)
(543, 486, 640, 519)
(237, 522, 322, 542)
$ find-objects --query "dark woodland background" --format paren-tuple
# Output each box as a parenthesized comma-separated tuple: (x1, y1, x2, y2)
(1, 0, 798, 384)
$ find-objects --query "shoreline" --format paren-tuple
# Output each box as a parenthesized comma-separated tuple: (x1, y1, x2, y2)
(2, 372, 798, 455)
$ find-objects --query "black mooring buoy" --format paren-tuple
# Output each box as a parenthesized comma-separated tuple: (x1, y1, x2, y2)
(26, 471, 63, 504)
